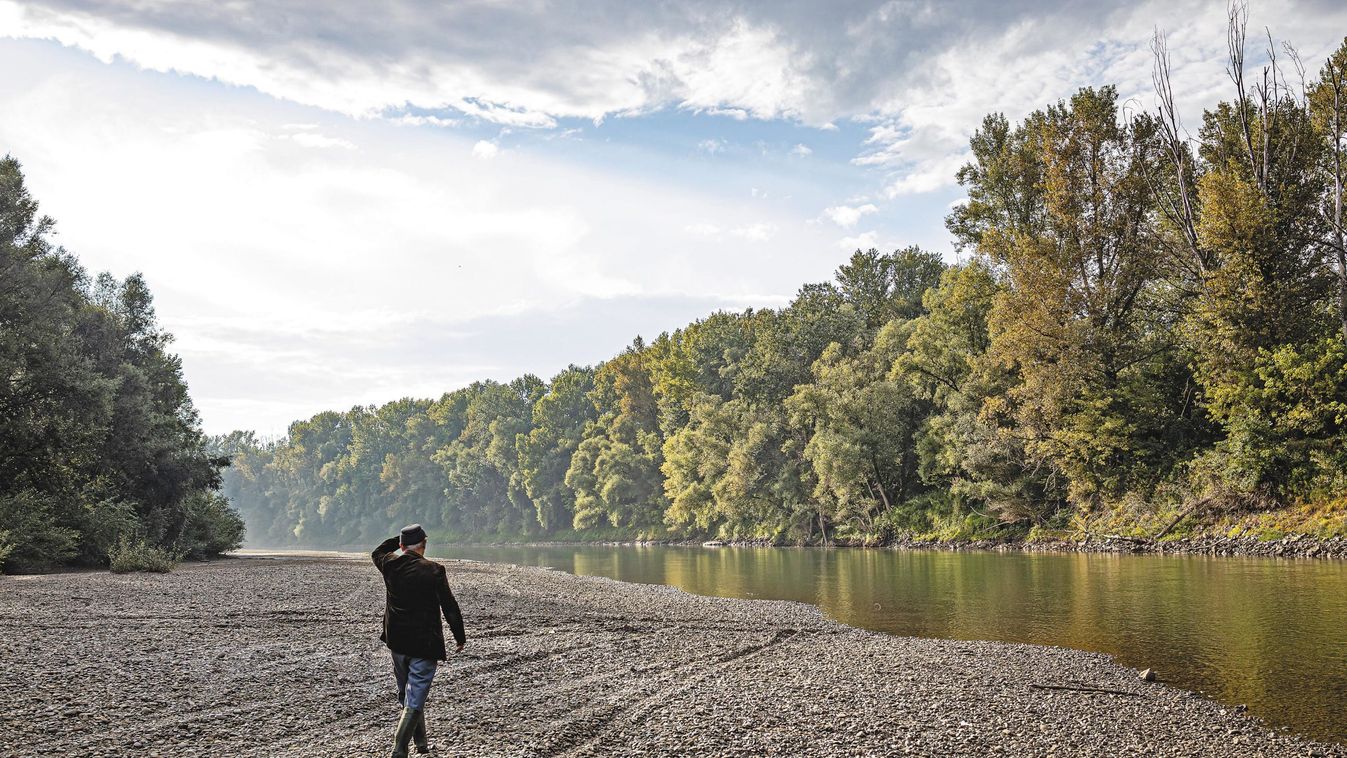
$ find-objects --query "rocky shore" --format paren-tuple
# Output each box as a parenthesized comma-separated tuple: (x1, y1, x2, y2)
(0, 555, 1341, 757)
(568, 533, 1347, 560)
(885, 533, 1347, 560)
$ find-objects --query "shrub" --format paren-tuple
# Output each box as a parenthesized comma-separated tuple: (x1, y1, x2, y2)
(74, 498, 139, 566)
(0, 530, 13, 571)
(109, 537, 179, 573)
(175, 492, 245, 559)
(0, 491, 80, 573)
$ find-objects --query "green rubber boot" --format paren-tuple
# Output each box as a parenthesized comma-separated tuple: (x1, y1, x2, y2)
(413, 707, 430, 754)
(391, 706, 420, 758)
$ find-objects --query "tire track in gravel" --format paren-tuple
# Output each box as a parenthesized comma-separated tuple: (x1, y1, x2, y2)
(534, 628, 804, 757)
(453, 624, 804, 725)
(465, 642, 595, 676)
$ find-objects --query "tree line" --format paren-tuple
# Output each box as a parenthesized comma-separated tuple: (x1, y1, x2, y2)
(222, 24, 1347, 548)
(0, 157, 243, 572)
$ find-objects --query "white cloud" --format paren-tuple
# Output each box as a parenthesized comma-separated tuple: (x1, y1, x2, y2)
(822, 203, 878, 228)
(4, 0, 1347, 203)
(790, 143, 812, 157)
(682, 221, 778, 243)
(471, 140, 500, 159)
(287, 132, 356, 150)
(697, 138, 726, 154)
(685, 222, 722, 236)
(394, 114, 464, 128)
(0, 50, 841, 433)
(836, 230, 879, 250)
(7, 0, 1347, 431)
(12, 0, 1337, 137)
(695, 106, 750, 121)
(729, 223, 777, 242)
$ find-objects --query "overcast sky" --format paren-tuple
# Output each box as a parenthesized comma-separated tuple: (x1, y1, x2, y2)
(3, 0, 1345, 436)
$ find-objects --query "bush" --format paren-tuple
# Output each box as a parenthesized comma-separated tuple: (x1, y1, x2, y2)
(109, 537, 179, 573)
(74, 498, 139, 566)
(0, 491, 81, 573)
(0, 529, 13, 571)
(175, 492, 245, 559)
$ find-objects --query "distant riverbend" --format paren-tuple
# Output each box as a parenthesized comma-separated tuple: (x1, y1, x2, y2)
(437, 543, 1347, 744)
(3, 555, 1342, 756)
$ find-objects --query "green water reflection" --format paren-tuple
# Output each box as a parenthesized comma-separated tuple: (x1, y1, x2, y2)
(433, 544, 1347, 743)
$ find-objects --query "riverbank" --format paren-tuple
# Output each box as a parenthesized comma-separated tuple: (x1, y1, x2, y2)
(0, 556, 1340, 757)
(888, 532, 1347, 559)
(491, 531, 1347, 560)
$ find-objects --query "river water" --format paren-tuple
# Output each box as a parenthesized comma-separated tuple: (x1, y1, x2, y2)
(431, 544, 1347, 743)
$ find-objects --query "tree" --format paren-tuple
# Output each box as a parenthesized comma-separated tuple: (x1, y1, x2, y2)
(835, 247, 945, 330)
(437, 378, 544, 535)
(787, 321, 930, 537)
(0, 156, 241, 571)
(1309, 37, 1347, 341)
(898, 262, 1063, 524)
(518, 366, 596, 530)
(950, 88, 1199, 513)
(566, 342, 668, 532)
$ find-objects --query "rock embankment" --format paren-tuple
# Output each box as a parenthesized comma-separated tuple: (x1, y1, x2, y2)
(889, 533, 1347, 560)
(0, 556, 1341, 757)
(540, 533, 1347, 560)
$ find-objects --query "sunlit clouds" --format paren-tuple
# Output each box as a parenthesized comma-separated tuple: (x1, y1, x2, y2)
(2, 0, 1345, 434)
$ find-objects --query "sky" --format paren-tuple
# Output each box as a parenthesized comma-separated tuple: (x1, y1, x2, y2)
(2, 0, 1345, 437)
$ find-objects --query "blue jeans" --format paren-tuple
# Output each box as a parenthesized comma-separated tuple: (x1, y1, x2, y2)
(391, 652, 438, 711)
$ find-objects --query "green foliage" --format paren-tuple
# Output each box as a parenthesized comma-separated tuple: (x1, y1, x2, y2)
(562, 344, 668, 531)
(109, 536, 179, 573)
(957, 87, 1198, 511)
(519, 366, 597, 530)
(1193, 338, 1347, 502)
(176, 491, 246, 558)
(788, 320, 930, 536)
(0, 155, 243, 572)
(0, 492, 80, 572)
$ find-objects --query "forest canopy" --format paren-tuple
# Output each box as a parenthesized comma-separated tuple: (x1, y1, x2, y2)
(0, 156, 243, 572)
(219, 26, 1347, 548)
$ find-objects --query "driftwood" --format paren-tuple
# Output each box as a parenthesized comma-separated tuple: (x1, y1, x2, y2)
(1099, 534, 1148, 544)
(1154, 497, 1212, 540)
(1029, 683, 1142, 697)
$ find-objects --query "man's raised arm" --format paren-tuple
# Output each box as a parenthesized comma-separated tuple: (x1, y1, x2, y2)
(372, 536, 400, 571)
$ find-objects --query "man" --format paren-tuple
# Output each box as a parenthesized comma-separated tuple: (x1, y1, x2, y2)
(372, 524, 467, 757)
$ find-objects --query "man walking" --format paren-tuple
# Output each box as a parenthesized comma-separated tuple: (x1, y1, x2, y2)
(372, 524, 467, 757)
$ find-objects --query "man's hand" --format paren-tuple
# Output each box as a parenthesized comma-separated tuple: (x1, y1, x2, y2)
(456, 643, 465, 653)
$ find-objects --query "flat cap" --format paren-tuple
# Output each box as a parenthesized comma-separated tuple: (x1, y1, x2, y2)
(399, 523, 427, 546)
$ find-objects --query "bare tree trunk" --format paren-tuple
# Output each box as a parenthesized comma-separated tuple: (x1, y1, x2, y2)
(1228, 4, 1262, 188)
(1337, 247, 1347, 343)
(1151, 30, 1209, 280)
(869, 455, 893, 512)
(1333, 62, 1347, 342)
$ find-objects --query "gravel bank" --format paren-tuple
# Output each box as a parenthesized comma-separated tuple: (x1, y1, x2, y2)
(0, 556, 1340, 757)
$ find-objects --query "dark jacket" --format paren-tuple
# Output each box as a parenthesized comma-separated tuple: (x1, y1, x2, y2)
(372, 537, 466, 661)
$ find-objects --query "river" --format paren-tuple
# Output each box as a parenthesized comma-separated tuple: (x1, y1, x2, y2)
(431, 544, 1347, 743)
